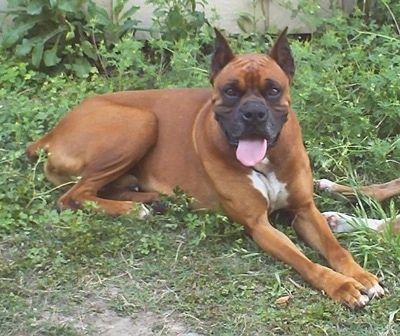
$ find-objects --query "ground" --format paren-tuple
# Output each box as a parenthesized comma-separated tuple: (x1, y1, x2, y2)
(38, 286, 203, 335)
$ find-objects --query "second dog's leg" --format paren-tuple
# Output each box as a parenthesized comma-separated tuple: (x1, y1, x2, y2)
(318, 178, 400, 203)
(322, 211, 400, 233)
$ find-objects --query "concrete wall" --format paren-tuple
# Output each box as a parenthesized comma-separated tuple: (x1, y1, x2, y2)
(1, 0, 355, 34)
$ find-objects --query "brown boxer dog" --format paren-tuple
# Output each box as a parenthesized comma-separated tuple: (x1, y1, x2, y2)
(26, 28, 385, 309)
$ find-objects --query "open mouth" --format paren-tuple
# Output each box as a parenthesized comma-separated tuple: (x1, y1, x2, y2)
(236, 137, 268, 167)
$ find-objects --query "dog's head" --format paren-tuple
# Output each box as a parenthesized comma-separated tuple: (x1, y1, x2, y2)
(210, 28, 295, 167)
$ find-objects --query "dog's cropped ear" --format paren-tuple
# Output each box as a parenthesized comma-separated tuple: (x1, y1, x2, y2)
(210, 28, 235, 84)
(269, 27, 295, 80)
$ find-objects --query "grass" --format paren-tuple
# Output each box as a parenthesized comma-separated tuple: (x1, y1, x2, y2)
(1, 202, 399, 335)
(1, 20, 400, 335)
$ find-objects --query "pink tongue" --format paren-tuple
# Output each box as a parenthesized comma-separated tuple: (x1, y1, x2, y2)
(236, 138, 268, 167)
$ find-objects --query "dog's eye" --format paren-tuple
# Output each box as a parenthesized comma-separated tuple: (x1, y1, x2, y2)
(264, 80, 282, 101)
(224, 87, 240, 98)
(267, 87, 281, 98)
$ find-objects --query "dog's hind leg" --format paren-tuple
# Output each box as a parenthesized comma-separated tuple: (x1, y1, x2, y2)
(55, 147, 158, 217)
(32, 100, 161, 217)
(98, 174, 160, 205)
(57, 123, 158, 215)
(26, 132, 53, 162)
(57, 172, 151, 217)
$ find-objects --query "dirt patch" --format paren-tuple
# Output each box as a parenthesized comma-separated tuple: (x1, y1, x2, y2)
(41, 289, 202, 335)
(90, 311, 201, 336)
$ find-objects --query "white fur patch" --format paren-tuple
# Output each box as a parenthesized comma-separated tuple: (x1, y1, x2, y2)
(357, 294, 370, 306)
(368, 283, 385, 298)
(249, 159, 289, 212)
(317, 178, 336, 192)
(137, 204, 151, 219)
(322, 211, 384, 232)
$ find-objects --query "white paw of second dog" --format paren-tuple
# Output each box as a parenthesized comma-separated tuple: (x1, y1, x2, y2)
(317, 179, 335, 192)
(322, 211, 385, 233)
(322, 211, 355, 233)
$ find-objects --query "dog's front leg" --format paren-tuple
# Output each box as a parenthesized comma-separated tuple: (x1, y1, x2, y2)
(218, 192, 373, 309)
(250, 213, 376, 309)
(292, 204, 385, 300)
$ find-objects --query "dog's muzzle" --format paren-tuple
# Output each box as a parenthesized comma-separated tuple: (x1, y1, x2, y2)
(240, 101, 268, 126)
(214, 98, 288, 167)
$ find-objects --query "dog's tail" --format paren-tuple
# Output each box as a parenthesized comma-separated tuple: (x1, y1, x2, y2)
(26, 133, 52, 162)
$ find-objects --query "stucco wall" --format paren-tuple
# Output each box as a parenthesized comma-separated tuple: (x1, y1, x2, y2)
(0, 0, 354, 34)
(91, 0, 352, 34)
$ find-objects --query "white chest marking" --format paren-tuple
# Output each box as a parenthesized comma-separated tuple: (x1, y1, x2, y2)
(249, 159, 289, 212)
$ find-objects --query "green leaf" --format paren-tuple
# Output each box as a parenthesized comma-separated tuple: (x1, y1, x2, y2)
(66, 30, 75, 41)
(86, 1, 110, 25)
(0, 28, 22, 48)
(15, 39, 33, 56)
(43, 47, 61, 67)
(58, 0, 80, 13)
(0, 22, 36, 48)
(26, 0, 44, 15)
(120, 19, 139, 35)
(70, 58, 92, 77)
(81, 40, 97, 60)
(113, 0, 125, 18)
(31, 43, 44, 68)
(120, 5, 140, 21)
(94, 7, 112, 26)
(237, 14, 254, 34)
(7, 0, 24, 8)
(49, 0, 57, 8)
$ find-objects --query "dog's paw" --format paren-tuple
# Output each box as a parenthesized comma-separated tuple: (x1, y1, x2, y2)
(346, 268, 386, 301)
(322, 211, 355, 232)
(321, 266, 386, 310)
(316, 178, 335, 192)
(137, 204, 151, 218)
(343, 293, 370, 311)
(367, 283, 386, 299)
(325, 271, 371, 310)
(151, 200, 167, 214)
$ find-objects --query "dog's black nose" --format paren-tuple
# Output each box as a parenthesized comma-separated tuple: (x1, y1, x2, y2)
(240, 102, 267, 123)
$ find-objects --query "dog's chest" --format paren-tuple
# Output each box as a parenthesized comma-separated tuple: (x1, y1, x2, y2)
(249, 159, 289, 212)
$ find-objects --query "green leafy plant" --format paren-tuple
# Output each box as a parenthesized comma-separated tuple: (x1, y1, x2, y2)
(0, 0, 144, 76)
(237, 0, 267, 35)
(292, 13, 400, 183)
(358, 0, 400, 32)
(146, 0, 210, 40)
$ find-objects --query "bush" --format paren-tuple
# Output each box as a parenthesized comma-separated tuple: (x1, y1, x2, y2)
(0, 0, 144, 76)
(147, 0, 211, 40)
(290, 6, 400, 185)
(0, 0, 215, 77)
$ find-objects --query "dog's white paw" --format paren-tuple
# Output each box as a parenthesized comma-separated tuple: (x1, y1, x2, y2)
(317, 179, 335, 192)
(323, 211, 386, 233)
(322, 211, 355, 232)
(357, 294, 370, 307)
(137, 204, 151, 218)
(368, 283, 385, 299)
